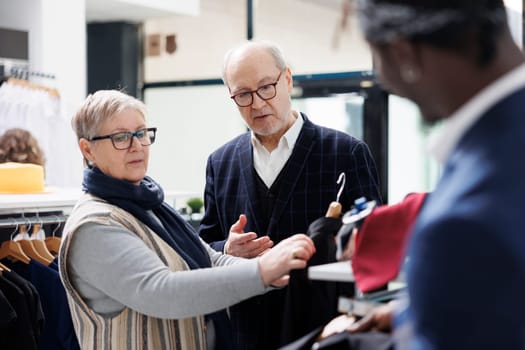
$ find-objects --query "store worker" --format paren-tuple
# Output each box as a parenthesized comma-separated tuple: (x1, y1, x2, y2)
(313, 0, 525, 349)
(198, 40, 382, 349)
(58, 89, 315, 350)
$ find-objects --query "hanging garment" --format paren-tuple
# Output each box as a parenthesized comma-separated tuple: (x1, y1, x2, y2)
(0, 288, 18, 346)
(5, 259, 80, 350)
(0, 275, 39, 349)
(3, 270, 45, 346)
(282, 217, 347, 345)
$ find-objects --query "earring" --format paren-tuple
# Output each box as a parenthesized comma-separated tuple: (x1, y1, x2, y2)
(400, 65, 421, 84)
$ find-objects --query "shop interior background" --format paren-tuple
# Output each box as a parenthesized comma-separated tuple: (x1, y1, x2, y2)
(0, 0, 522, 207)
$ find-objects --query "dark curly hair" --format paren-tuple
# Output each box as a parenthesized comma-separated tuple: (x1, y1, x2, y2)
(363, 0, 507, 66)
(0, 128, 46, 166)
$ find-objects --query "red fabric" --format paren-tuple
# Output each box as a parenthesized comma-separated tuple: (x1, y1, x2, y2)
(352, 192, 427, 293)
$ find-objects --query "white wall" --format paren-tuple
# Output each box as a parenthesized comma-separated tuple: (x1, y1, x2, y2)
(143, 0, 246, 81)
(254, 0, 371, 74)
(3, 0, 521, 196)
(143, 0, 371, 82)
(142, 0, 373, 197)
(388, 96, 441, 204)
(0, 0, 43, 65)
(144, 85, 245, 196)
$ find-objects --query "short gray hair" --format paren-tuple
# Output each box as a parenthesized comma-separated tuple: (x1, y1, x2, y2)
(72, 90, 147, 141)
(222, 40, 288, 86)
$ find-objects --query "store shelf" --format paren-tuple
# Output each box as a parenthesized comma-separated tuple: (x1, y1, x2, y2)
(0, 187, 83, 215)
(308, 261, 354, 282)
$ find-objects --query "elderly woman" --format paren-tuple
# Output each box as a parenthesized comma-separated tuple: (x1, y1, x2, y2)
(58, 90, 315, 350)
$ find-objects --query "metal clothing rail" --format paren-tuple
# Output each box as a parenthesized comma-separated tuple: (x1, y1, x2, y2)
(0, 214, 67, 229)
(8, 66, 56, 80)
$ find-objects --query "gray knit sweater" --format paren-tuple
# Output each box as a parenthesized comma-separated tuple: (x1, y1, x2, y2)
(67, 222, 267, 319)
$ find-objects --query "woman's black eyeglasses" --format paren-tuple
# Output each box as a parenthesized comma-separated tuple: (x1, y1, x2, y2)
(89, 127, 157, 150)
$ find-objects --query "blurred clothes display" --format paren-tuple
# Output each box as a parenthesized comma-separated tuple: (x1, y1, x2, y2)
(1, 259, 80, 350)
(352, 193, 427, 293)
(0, 79, 79, 187)
(0, 269, 44, 350)
(280, 193, 426, 349)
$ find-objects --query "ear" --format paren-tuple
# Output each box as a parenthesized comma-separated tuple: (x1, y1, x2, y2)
(389, 39, 423, 82)
(284, 66, 294, 93)
(79, 138, 95, 164)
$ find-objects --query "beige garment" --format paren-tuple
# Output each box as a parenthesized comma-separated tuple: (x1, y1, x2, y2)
(58, 193, 207, 350)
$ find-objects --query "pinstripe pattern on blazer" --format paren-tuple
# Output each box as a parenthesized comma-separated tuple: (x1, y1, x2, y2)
(198, 113, 381, 349)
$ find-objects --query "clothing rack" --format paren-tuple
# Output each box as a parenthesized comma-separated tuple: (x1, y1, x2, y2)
(2, 76, 60, 98)
(0, 58, 29, 80)
(0, 60, 58, 97)
(0, 213, 67, 229)
(8, 66, 56, 80)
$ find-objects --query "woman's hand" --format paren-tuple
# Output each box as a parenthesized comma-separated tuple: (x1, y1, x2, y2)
(257, 233, 315, 287)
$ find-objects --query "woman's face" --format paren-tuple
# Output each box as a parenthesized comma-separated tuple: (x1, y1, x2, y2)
(82, 108, 149, 185)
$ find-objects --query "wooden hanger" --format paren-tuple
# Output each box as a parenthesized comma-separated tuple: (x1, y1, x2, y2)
(45, 220, 62, 256)
(19, 240, 53, 265)
(31, 224, 56, 262)
(0, 223, 31, 264)
(0, 241, 30, 264)
(18, 224, 53, 266)
(325, 173, 346, 218)
(0, 261, 11, 272)
(7, 77, 60, 98)
(45, 237, 61, 255)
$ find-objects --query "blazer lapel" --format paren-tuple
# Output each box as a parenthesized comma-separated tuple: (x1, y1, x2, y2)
(267, 115, 317, 235)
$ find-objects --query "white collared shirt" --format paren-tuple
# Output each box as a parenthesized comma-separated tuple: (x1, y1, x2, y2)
(252, 112, 304, 188)
(428, 63, 525, 164)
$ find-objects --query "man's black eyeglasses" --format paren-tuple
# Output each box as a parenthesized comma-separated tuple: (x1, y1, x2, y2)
(89, 127, 157, 150)
(230, 70, 284, 107)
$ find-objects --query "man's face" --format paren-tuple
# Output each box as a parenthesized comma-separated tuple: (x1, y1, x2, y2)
(370, 43, 442, 123)
(225, 48, 294, 138)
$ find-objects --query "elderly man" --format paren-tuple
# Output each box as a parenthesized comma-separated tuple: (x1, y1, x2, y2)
(199, 40, 382, 349)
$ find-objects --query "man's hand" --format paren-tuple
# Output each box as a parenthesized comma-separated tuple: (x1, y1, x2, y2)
(319, 314, 356, 340)
(339, 228, 358, 261)
(224, 214, 274, 258)
(348, 302, 394, 333)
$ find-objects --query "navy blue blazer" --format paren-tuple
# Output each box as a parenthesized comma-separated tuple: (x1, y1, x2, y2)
(200, 114, 381, 250)
(406, 86, 525, 349)
(199, 114, 381, 349)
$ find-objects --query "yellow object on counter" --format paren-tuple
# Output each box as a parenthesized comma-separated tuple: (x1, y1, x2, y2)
(0, 162, 45, 193)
